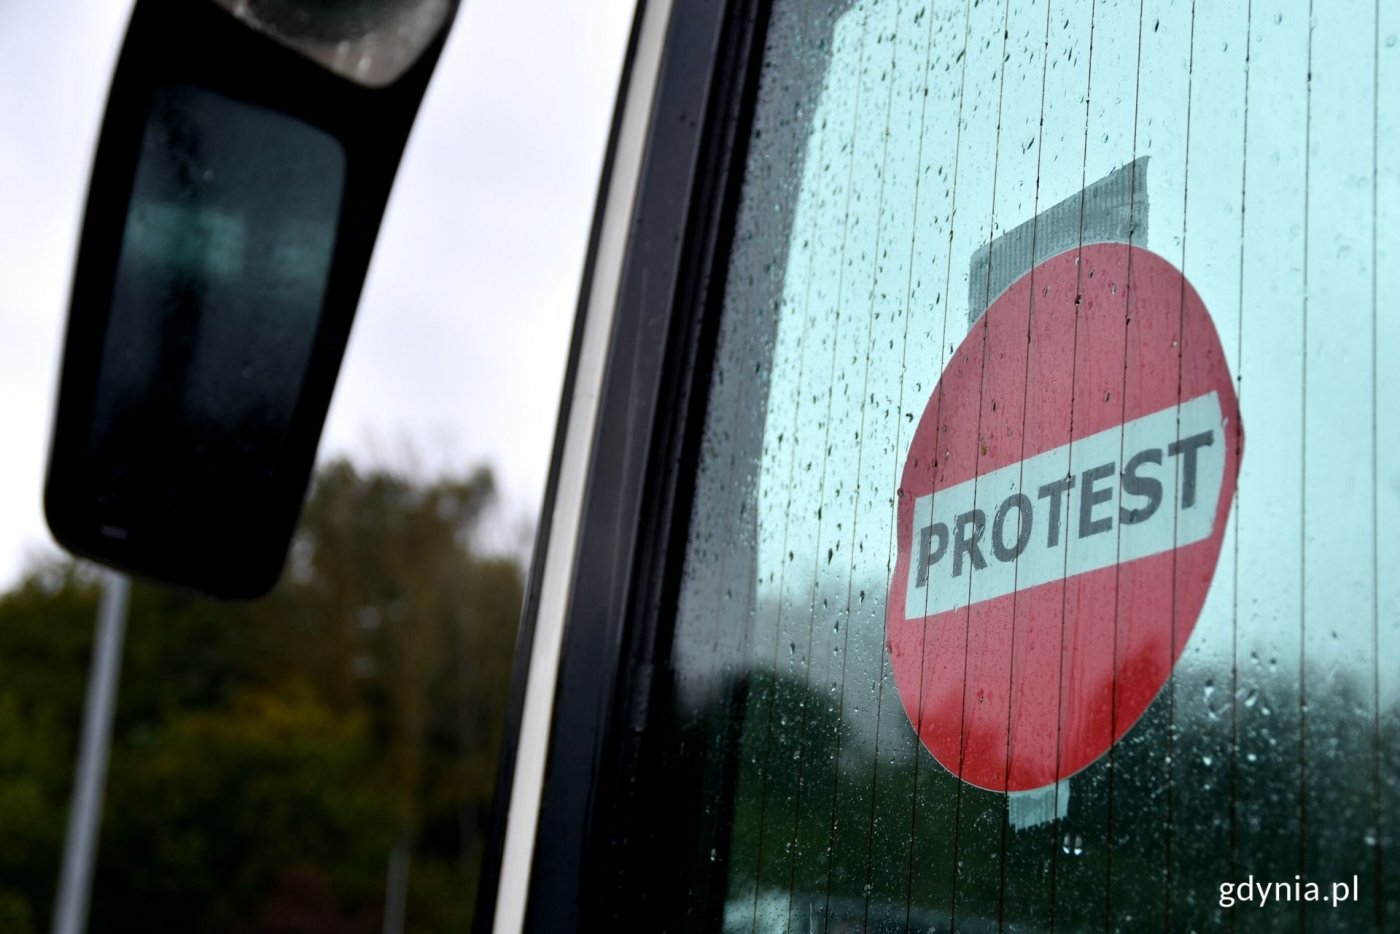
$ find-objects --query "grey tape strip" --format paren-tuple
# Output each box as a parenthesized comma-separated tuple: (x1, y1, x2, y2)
(1007, 779, 1070, 831)
(968, 156, 1149, 328)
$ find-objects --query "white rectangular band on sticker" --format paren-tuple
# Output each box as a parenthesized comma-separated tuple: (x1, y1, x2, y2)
(905, 391, 1226, 620)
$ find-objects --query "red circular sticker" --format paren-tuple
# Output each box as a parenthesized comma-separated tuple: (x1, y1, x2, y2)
(886, 242, 1242, 792)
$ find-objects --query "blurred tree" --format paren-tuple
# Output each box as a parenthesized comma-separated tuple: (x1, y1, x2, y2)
(0, 459, 523, 933)
(259, 460, 521, 930)
(0, 560, 103, 930)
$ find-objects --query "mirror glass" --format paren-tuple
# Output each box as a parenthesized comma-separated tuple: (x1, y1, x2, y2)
(81, 83, 344, 559)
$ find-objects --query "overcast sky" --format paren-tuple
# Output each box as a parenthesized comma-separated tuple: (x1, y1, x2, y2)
(0, 0, 636, 589)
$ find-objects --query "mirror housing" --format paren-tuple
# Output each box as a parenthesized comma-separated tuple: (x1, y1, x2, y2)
(45, 0, 457, 598)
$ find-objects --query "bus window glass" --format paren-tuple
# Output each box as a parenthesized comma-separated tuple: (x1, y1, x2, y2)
(667, 0, 1398, 929)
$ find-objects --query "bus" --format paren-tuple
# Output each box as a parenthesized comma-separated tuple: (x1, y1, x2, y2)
(45, 0, 1398, 930)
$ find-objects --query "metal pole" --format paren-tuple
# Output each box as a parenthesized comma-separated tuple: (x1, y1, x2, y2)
(382, 839, 410, 934)
(52, 571, 130, 934)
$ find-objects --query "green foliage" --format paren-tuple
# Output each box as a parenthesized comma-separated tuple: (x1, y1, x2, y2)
(0, 460, 523, 933)
(0, 891, 35, 934)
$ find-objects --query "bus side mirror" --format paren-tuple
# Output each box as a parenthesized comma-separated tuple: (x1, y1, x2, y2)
(45, 0, 457, 599)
